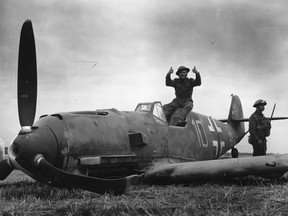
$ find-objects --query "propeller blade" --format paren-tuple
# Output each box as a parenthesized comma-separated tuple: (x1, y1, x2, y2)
(18, 20, 37, 130)
(35, 155, 139, 195)
(0, 159, 14, 180)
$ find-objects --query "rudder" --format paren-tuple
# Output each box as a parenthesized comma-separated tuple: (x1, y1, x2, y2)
(228, 95, 245, 143)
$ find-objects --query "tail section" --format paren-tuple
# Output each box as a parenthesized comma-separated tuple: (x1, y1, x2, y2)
(227, 95, 245, 143)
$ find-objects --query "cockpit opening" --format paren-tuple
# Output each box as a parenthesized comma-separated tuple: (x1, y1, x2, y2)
(135, 101, 167, 124)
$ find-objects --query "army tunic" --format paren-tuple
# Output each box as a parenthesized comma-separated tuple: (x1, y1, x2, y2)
(165, 72, 201, 99)
(248, 110, 271, 156)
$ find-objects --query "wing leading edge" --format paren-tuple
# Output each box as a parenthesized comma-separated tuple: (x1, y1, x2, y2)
(143, 154, 288, 185)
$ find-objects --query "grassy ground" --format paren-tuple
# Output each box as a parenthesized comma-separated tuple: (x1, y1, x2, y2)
(1, 170, 288, 215)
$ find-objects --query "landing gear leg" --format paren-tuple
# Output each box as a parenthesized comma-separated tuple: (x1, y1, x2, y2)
(231, 147, 239, 158)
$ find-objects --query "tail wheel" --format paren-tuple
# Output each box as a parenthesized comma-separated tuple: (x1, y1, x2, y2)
(231, 147, 239, 158)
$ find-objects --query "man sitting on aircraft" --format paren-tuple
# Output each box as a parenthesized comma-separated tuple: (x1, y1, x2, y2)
(248, 99, 271, 156)
(163, 66, 201, 126)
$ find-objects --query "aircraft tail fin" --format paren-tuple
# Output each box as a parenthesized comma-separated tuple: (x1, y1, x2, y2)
(228, 95, 244, 122)
(227, 95, 245, 143)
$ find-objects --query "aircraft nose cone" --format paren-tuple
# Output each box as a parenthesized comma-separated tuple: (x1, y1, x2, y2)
(10, 126, 58, 165)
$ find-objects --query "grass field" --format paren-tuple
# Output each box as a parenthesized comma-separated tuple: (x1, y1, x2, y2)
(1, 169, 288, 215)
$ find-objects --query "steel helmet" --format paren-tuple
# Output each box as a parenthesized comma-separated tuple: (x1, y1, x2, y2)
(176, 66, 190, 75)
(253, 99, 267, 107)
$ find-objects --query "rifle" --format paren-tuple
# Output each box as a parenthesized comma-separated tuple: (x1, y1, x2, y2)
(243, 103, 276, 139)
(270, 103, 276, 120)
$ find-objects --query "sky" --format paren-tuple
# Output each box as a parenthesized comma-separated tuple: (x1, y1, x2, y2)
(0, 0, 288, 154)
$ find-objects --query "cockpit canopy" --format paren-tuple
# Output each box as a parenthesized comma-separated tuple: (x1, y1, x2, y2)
(135, 101, 167, 124)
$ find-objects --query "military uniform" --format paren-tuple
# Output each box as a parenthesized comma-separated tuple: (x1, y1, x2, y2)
(248, 100, 271, 156)
(163, 66, 201, 124)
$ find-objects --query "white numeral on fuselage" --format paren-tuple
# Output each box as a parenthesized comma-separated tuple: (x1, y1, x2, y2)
(192, 117, 226, 157)
(192, 119, 208, 148)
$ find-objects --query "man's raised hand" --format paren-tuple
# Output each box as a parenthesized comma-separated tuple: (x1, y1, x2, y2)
(192, 66, 199, 73)
(167, 67, 174, 75)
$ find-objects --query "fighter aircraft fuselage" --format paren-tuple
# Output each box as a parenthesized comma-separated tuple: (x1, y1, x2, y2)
(9, 99, 244, 181)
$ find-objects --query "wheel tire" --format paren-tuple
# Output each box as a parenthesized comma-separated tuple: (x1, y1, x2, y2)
(231, 148, 239, 158)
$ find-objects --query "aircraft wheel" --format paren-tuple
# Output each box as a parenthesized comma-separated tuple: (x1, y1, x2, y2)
(231, 148, 238, 158)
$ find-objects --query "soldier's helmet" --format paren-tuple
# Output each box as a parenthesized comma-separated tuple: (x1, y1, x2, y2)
(253, 99, 267, 107)
(176, 66, 190, 75)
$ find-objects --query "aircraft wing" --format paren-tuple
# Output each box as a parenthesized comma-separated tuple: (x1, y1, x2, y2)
(143, 154, 288, 185)
(219, 117, 288, 123)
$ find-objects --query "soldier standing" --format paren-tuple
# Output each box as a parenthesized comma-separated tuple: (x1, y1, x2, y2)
(248, 99, 271, 156)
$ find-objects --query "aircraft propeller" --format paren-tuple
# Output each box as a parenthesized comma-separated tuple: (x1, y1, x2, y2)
(18, 20, 37, 132)
(0, 20, 139, 194)
(0, 159, 13, 180)
(0, 19, 35, 180)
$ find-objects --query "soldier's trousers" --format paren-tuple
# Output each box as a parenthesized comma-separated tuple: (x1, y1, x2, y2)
(252, 141, 267, 156)
(163, 98, 193, 122)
